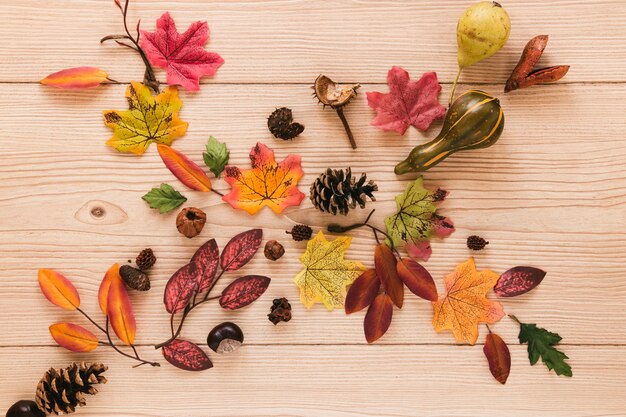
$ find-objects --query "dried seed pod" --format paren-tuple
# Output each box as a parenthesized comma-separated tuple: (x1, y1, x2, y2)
(135, 248, 156, 270)
(268, 297, 292, 325)
(119, 265, 151, 291)
(467, 235, 489, 251)
(286, 224, 313, 241)
(313, 75, 360, 149)
(176, 207, 206, 238)
(264, 240, 285, 261)
(267, 107, 305, 140)
(207, 322, 244, 353)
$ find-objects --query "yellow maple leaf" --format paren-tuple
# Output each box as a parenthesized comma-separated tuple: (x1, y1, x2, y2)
(103, 81, 188, 154)
(432, 257, 504, 344)
(222, 142, 305, 215)
(294, 231, 366, 310)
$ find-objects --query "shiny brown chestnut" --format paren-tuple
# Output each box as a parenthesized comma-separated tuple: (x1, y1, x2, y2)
(6, 400, 46, 417)
(207, 322, 244, 354)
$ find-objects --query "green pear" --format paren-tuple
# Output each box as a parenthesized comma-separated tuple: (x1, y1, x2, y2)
(457, 1, 511, 69)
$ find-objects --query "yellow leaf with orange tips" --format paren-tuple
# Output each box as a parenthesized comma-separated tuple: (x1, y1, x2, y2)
(98, 263, 121, 315)
(107, 273, 137, 346)
(222, 142, 305, 215)
(432, 258, 504, 345)
(40, 67, 109, 89)
(103, 81, 188, 154)
(49, 323, 99, 352)
(38, 269, 80, 310)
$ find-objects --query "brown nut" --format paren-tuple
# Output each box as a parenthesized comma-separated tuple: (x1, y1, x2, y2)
(176, 207, 206, 238)
(264, 240, 285, 261)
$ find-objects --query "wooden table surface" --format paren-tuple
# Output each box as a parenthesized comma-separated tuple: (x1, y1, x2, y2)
(1, 1, 625, 416)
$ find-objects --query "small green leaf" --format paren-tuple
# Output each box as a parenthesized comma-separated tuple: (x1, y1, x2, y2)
(514, 317, 572, 377)
(203, 136, 229, 177)
(384, 176, 437, 247)
(142, 183, 187, 214)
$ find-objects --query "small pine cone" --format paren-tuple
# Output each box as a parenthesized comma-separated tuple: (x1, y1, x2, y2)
(35, 362, 108, 415)
(176, 207, 206, 238)
(136, 248, 156, 270)
(264, 240, 285, 261)
(268, 298, 292, 325)
(120, 265, 150, 291)
(267, 107, 305, 140)
(310, 168, 377, 216)
(467, 235, 489, 251)
(287, 224, 313, 241)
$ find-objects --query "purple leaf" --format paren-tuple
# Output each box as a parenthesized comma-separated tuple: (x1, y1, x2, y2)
(220, 229, 263, 271)
(163, 263, 197, 314)
(162, 339, 213, 371)
(220, 275, 271, 310)
(190, 239, 219, 292)
(494, 266, 546, 297)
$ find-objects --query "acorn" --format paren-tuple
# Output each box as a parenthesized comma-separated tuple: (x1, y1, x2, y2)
(6, 400, 46, 417)
(207, 322, 244, 354)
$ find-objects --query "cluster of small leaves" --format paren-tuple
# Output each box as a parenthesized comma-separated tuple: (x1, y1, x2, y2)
(159, 229, 270, 371)
(346, 244, 437, 343)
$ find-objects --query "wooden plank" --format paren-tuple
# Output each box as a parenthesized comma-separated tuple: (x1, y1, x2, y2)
(1, 345, 624, 416)
(0, 83, 624, 347)
(1, 0, 625, 83)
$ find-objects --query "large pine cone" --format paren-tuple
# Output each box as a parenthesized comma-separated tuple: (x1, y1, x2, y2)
(310, 168, 377, 215)
(35, 362, 108, 415)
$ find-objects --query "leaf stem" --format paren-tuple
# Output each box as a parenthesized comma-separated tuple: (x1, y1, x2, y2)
(211, 188, 225, 197)
(508, 314, 521, 324)
(449, 67, 462, 106)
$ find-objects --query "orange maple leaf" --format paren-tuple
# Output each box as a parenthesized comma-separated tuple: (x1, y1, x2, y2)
(432, 258, 504, 345)
(222, 142, 305, 215)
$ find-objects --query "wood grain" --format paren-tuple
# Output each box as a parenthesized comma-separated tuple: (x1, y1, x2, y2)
(1, 0, 626, 415)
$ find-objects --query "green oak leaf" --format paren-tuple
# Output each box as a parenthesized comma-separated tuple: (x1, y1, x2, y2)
(514, 317, 572, 377)
(142, 183, 187, 214)
(203, 136, 229, 177)
(384, 176, 437, 247)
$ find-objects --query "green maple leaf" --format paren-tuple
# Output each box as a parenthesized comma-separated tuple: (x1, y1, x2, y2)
(142, 183, 187, 214)
(384, 176, 437, 247)
(515, 317, 572, 377)
(203, 136, 229, 177)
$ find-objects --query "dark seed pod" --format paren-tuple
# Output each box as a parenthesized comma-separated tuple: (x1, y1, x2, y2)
(119, 265, 150, 291)
(467, 235, 489, 251)
(268, 297, 292, 325)
(207, 322, 244, 354)
(135, 248, 156, 270)
(176, 207, 206, 238)
(6, 400, 46, 417)
(286, 224, 313, 241)
(267, 107, 305, 140)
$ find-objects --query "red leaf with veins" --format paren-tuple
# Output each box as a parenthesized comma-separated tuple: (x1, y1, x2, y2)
(220, 229, 263, 271)
(163, 263, 197, 314)
(141, 12, 224, 91)
(483, 332, 511, 384)
(219, 275, 271, 310)
(345, 269, 380, 314)
(162, 339, 213, 371)
(364, 293, 393, 343)
(190, 239, 219, 292)
(494, 266, 546, 297)
(367, 67, 446, 135)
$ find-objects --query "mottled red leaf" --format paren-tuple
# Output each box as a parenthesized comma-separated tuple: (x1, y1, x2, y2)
(190, 239, 219, 292)
(345, 269, 380, 314)
(374, 244, 403, 308)
(396, 258, 438, 301)
(483, 332, 511, 384)
(140, 12, 224, 91)
(364, 293, 393, 343)
(494, 266, 546, 297)
(220, 229, 263, 271)
(163, 263, 197, 314)
(219, 275, 271, 310)
(162, 339, 213, 371)
(366, 67, 446, 135)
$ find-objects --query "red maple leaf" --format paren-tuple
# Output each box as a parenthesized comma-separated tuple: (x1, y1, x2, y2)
(141, 12, 224, 91)
(367, 67, 446, 135)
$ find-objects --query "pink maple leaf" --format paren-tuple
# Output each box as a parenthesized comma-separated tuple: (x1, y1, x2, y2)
(141, 12, 224, 91)
(367, 67, 446, 135)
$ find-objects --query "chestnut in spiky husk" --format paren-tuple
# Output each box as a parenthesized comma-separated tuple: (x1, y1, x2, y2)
(6, 400, 46, 417)
(207, 322, 244, 354)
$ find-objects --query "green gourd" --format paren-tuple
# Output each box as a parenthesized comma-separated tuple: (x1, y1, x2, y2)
(395, 90, 504, 174)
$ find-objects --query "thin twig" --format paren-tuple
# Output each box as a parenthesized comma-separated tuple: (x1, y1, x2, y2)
(211, 188, 225, 197)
